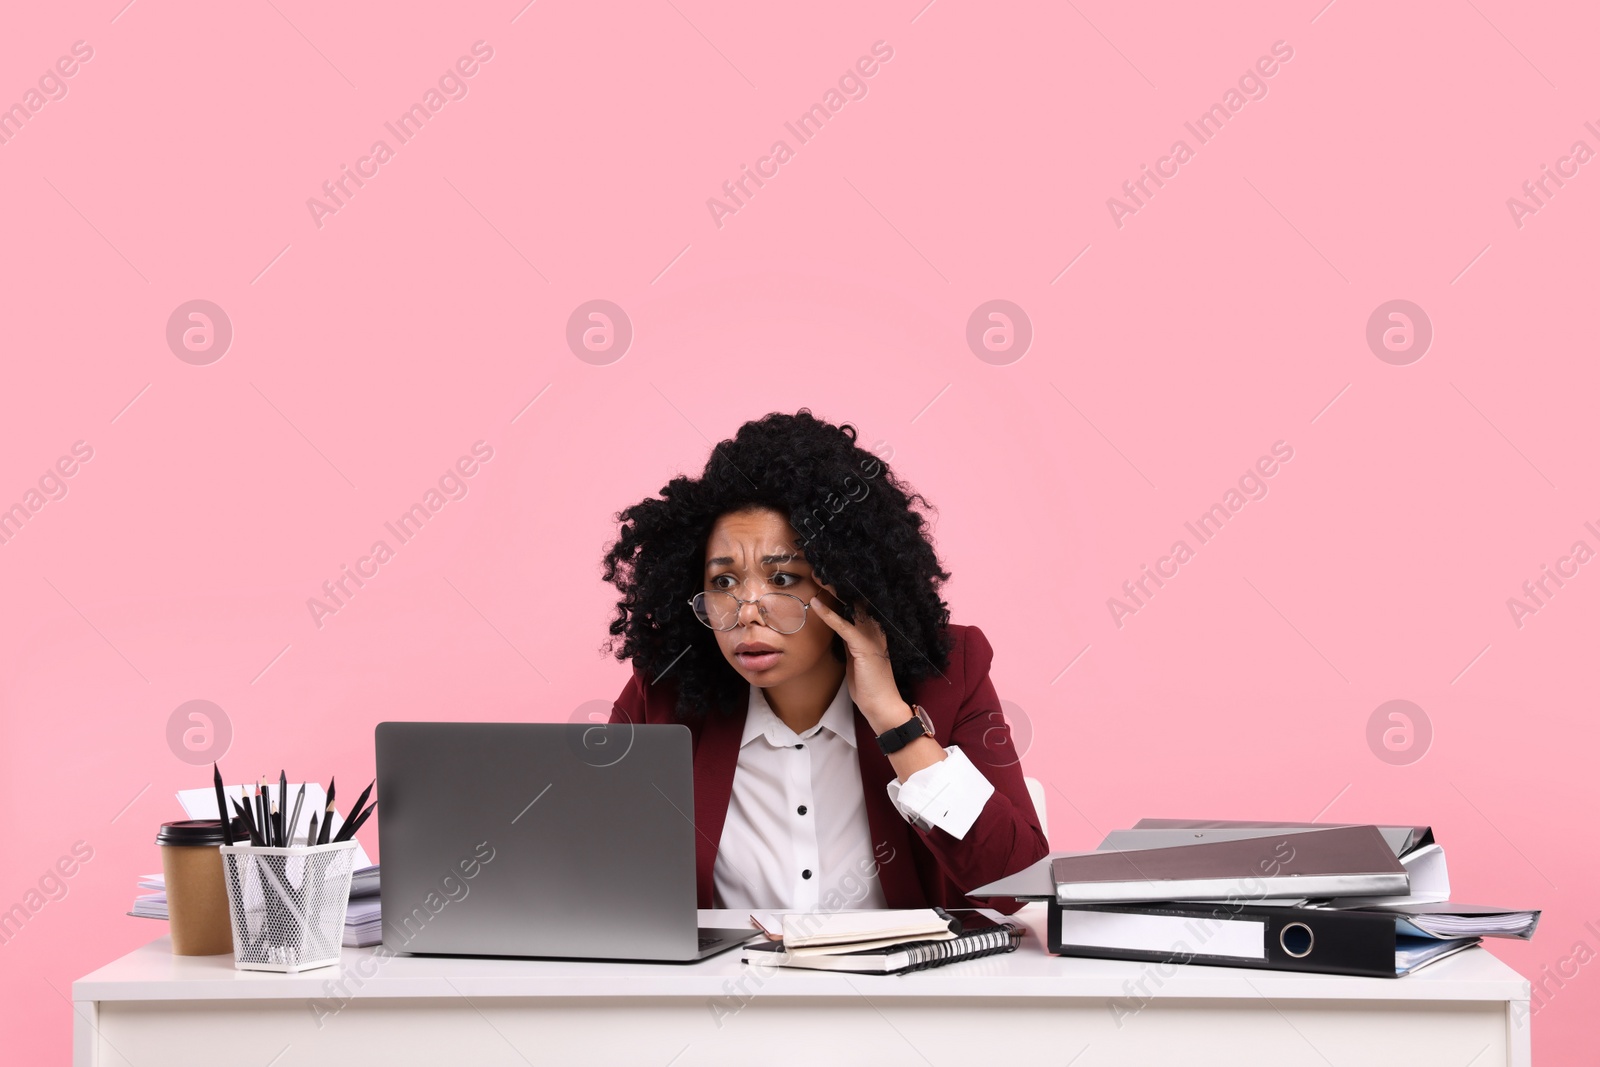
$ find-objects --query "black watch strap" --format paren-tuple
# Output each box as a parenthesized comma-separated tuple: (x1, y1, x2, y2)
(876, 707, 928, 754)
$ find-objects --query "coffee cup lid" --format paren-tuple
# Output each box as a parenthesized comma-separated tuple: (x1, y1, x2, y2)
(155, 818, 245, 846)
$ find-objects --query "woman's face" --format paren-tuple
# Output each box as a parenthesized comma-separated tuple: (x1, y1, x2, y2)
(702, 507, 840, 688)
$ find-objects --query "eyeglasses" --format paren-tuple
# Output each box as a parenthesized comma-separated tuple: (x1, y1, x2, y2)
(687, 590, 811, 635)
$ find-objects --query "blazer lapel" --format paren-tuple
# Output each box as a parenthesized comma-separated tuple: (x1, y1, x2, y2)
(692, 698, 747, 907)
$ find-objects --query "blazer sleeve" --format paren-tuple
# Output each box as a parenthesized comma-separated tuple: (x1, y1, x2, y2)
(913, 625, 1050, 906)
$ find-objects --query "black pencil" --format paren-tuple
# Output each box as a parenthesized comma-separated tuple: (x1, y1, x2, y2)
(277, 769, 287, 846)
(213, 763, 234, 846)
(341, 779, 375, 835)
(332, 800, 375, 842)
(306, 811, 319, 849)
(256, 778, 268, 845)
(287, 783, 307, 846)
(241, 784, 253, 844)
(233, 798, 261, 846)
(317, 777, 336, 845)
(334, 802, 376, 842)
(348, 801, 376, 837)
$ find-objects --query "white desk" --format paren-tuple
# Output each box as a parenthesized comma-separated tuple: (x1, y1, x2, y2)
(74, 904, 1531, 1066)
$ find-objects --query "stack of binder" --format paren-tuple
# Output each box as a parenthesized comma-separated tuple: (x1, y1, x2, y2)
(970, 819, 1540, 978)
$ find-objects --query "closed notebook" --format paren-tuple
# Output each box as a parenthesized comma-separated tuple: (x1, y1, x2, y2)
(743, 913, 1025, 975)
(1051, 824, 1408, 903)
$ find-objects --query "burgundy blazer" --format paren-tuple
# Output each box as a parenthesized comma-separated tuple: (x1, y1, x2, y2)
(609, 623, 1049, 914)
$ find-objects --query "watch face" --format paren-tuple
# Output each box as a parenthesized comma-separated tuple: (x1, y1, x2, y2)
(913, 704, 933, 738)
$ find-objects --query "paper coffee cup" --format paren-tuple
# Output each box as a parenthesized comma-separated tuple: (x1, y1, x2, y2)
(157, 820, 239, 956)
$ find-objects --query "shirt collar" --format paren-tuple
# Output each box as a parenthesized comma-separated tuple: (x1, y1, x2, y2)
(742, 676, 858, 749)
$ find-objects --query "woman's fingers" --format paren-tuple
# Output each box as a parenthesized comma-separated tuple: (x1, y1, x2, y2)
(809, 594, 848, 633)
(809, 594, 863, 644)
(810, 595, 886, 655)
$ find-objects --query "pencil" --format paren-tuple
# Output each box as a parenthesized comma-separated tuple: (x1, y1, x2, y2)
(306, 811, 319, 849)
(317, 777, 336, 845)
(332, 800, 375, 842)
(333, 802, 375, 843)
(242, 784, 253, 843)
(256, 778, 268, 845)
(340, 779, 375, 836)
(277, 770, 287, 847)
(233, 798, 261, 846)
(287, 783, 307, 846)
(213, 763, 234, 846)
(346, 801, 375, 839)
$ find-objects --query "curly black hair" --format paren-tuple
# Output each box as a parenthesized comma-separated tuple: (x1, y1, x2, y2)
(600, 409, 954, 721)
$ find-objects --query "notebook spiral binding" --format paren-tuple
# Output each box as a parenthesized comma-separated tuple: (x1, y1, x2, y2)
(897, 923, 1025, 974)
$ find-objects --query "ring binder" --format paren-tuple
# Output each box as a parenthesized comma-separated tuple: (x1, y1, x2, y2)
(1047, 900, 1485, 977)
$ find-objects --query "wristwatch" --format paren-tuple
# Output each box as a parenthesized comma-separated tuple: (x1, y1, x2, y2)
(876, 704, 934, 754)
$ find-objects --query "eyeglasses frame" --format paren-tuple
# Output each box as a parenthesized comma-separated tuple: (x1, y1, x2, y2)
(686, 589, 813, 635)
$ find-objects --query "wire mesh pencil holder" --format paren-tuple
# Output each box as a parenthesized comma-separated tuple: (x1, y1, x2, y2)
(220, 841, 357, 973)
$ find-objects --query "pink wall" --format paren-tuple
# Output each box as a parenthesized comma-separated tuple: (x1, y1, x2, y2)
(2, 1, 1596, 1060)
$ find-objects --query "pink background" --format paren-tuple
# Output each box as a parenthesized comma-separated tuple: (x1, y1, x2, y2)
(3, 0, 1596, 1061)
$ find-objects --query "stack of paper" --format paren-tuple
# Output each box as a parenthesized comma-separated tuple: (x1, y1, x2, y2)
(130, 865, 380, 923)
(129, 786, 383, 946)
(130, 871, 167, 920)
(343, 897, 384, 947)
(1396, 936, 1482, 973)
(1386, 904, 1540, 939)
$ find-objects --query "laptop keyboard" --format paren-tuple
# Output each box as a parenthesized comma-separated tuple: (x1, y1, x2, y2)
(698, 935, 724, 950)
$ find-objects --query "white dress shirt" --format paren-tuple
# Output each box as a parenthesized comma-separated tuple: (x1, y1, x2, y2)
(711, 678, 997, 911)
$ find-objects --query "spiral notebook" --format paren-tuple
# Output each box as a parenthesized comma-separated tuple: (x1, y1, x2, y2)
(741, 912, 1025, 974)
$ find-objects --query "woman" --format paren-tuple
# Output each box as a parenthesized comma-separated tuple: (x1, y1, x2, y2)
(601, 409, 1047, 915)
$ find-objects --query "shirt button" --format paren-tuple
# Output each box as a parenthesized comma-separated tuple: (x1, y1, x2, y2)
(797, 804, 808, 815)
(795, 743, 804, 750)
(802, 869, 812, 880)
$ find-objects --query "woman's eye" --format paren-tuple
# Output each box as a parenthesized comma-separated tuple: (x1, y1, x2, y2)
(710, 571, 803, 592)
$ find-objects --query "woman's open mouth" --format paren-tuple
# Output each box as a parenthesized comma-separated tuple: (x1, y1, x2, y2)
(734, 646, 782, 671)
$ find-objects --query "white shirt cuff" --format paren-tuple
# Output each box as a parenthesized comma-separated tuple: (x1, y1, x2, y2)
(884, 745, 995, 839)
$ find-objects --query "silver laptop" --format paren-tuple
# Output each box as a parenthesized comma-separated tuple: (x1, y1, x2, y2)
(375, 721, 753, 961)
